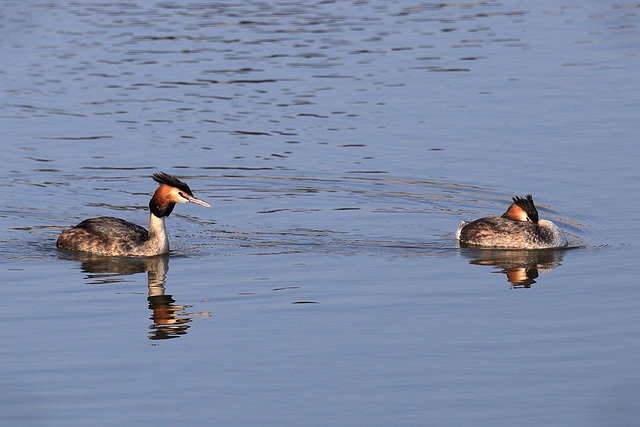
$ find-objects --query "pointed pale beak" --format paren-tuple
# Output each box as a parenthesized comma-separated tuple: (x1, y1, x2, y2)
(187, 196, 212, 208)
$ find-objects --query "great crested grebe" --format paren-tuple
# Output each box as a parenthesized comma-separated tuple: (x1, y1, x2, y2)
(57, 172, 211, 256)
(456, 195, 568, 249)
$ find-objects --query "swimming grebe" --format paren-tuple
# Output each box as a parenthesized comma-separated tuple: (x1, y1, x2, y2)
(456, 195, 568, 249)
(57, 172, 211, 256)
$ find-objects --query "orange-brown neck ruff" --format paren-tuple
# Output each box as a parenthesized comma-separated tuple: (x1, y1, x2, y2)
(502, 203, 530, 222)
(501, 194, 539, 223)
(149, 185, 176, 218)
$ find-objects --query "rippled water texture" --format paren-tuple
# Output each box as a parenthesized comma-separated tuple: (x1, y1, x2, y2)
(1, 1, 639, 426)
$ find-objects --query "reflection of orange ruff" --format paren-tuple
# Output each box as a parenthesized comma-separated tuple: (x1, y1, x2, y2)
(57, 172, 211, 256)
(457, 195, 567, 249)
(461, 246, 565, 288)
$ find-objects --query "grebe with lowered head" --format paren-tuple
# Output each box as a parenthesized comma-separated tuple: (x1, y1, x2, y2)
(57, 172, 211, 256)
(456, 195, 568, 249)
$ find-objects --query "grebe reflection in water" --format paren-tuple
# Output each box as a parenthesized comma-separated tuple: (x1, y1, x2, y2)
(461, 247, 566, 288)
(57, 172, 211, 256)
(457, 195, 568, 249)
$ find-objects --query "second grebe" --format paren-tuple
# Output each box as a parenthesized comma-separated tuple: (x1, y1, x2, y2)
(456, 195, 568, 249)
(57, 172, 211, 256)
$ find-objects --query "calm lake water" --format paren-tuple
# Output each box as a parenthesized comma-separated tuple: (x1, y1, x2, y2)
(2, 1, 639, 425)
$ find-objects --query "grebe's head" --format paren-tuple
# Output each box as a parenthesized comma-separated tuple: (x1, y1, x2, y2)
(149, 172, 211, 217)
(501, 194, 539, 223)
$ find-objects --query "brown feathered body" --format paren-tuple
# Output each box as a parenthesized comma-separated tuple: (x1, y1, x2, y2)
(457, 195, 567, 249)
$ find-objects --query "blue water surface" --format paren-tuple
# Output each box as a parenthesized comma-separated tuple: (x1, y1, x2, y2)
(1, 1, 639, 426)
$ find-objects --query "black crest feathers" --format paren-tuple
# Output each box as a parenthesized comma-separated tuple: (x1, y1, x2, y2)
(512, 194, 539, 224)
(152, 172, 194, 197)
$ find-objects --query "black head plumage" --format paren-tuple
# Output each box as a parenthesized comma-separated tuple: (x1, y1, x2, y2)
(152, 172, 194, 197)
(149, 172, 193, 218)
(511, 194, 539, 223)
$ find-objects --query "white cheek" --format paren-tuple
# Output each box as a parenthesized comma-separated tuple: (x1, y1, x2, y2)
(174, 191, 189, 203)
